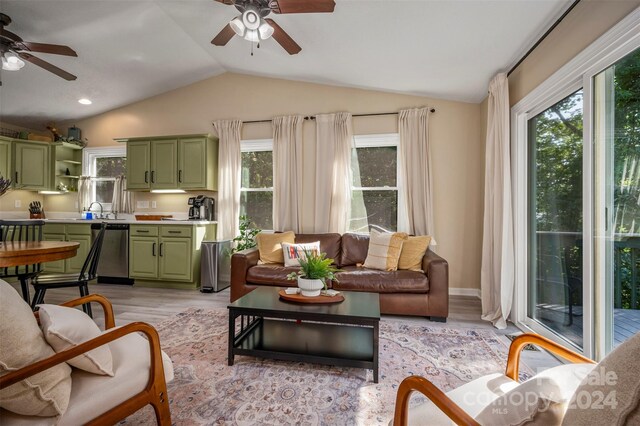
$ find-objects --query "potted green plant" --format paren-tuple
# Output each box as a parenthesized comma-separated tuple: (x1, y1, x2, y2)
(286, 248, 340, 297)
(232, 215, 260, 253)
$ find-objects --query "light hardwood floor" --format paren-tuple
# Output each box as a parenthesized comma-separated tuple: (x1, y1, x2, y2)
(9, 282, 561, 371)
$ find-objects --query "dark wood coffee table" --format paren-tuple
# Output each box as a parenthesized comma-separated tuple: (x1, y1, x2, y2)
(227, 286, 381, 382)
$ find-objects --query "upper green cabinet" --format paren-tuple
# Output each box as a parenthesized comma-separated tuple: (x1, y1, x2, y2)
(14, 141, 50, 191)
(120, 134, 218, 192)
(0, 139, 11, 180)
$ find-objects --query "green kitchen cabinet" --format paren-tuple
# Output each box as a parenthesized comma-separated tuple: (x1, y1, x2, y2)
(126, 141, 151, 190)
(42, 233, 66, 273)
(118, 134, 218, 191)
(130, 236, 159, 279)
(14, 141, 50, 191)
(178, 137, 217, 190)
(158, 237, 192, 281)
(0, 139, 11, 180)
(151, 139, 178, 189)
(65, 234, 91, 274)
(42, 223, 91, 274)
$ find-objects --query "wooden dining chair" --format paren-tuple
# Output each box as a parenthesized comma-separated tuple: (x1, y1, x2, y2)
(0, 219, 45, 302)
(30, 223, 107, 317)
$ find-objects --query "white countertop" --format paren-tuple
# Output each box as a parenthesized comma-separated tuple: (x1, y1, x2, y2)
(43, 219, 217, 226)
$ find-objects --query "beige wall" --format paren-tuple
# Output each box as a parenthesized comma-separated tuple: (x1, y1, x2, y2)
(52, 73, 483, 291)
(509, 0, 640, 106)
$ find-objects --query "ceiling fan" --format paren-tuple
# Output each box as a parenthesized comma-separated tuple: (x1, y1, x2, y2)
(0, 13, 78, 84)
(211, 0, 336, 55)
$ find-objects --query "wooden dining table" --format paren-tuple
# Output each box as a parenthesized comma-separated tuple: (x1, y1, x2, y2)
(0, 241, 80, 268)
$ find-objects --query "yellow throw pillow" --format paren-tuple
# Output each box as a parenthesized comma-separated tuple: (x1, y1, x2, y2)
(398, 236, 432, 272)
(256, 231, 295, 264)
(363, 229, 408, 271)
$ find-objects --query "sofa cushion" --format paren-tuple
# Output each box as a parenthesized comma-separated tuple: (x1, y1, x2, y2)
(282, 242, 321, 267)
(256, 231, 295, 264)
(0, 331, 174, 425)
(398, 236, 432, 272)
(334, 266, 429, 293)
(38, 305, 114, 376)
(363, 230, 408, 271)
(295, 233, 341, 264)
(340, 233, 370, 267)
(247, 264, 303, 286)
(0, 280, 72, 418)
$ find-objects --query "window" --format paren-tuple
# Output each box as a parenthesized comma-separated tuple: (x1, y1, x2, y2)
(240, 139, 273, 230)
(83, 147, 126, 210)
(349, 134, 401, 232)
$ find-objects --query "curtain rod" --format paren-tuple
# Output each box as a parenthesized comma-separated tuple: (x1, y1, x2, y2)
(243, 109, 436, 124)
(507, 0, 581, 77)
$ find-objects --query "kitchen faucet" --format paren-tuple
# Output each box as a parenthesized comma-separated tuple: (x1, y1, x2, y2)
(88, 202, 104, 219)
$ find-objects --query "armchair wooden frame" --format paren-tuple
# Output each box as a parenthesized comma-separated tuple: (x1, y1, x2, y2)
(0, 294, 171, 425)
(393, 333, 596, 426)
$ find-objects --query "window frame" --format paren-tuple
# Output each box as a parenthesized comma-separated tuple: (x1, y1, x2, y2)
(350, 133, 405, 233)
(82, 146, 126, 211)
(240, 139, 274, 230)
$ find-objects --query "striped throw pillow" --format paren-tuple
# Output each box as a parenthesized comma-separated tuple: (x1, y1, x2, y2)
(363, 230, 408, 271)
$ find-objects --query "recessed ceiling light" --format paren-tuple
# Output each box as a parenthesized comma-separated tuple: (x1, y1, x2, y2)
(78, 98, 92, 105)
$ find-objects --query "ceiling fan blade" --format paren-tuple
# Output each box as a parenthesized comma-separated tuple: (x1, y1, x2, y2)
(265, 19, 301, 55)
(18, 52, 77, 81)
(213, 0, 235, 4)
(269, 0, 335, 14)
(19, 42, 77, 57)
(0, 28, 23, 42)
(211, 23, 236, 46)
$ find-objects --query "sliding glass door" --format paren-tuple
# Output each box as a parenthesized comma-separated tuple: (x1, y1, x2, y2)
(528, 89, 585, 349)
(593, 47, 640, 353)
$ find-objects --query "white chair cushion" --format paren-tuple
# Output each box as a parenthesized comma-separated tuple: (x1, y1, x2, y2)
(475, 363, 596, 426)
(0, 330, 173, 425)
(399, 373, 519, 425)
(0, 280, 72, 417)
(38, 304, 114, 376)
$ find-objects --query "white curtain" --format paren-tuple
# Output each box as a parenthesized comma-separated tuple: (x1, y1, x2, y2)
(111, 175, 134, 214)
(480, 73, 514, 329)
(213, 120, 243, 241)
(398, 107, 436, 242)
(272, 115, 304, 232)
(314, 112, 353, 233)
(77, 176, 92, 213)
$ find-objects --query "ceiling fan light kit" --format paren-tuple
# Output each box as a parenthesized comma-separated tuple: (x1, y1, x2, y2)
(1, 51, 25, 71)
(211, 0, 335, 55)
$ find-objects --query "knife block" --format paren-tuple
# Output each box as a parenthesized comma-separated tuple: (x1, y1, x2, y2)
(30, 212, 45, 219)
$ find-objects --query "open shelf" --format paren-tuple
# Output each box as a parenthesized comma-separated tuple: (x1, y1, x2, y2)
(56, 175, 80, 179)
(58, 159, 82, 165)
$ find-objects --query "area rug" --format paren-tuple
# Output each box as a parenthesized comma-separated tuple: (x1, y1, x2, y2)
(122, 308, 531, 425)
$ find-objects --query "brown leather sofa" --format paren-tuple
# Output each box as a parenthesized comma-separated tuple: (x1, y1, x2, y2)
(230, 233, 449, 321)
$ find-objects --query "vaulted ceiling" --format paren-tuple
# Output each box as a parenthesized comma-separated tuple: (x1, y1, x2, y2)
(0, 0, 571, 129)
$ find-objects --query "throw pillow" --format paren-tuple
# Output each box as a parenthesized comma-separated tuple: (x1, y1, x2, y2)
(256, 231, 295, 264)
(38, 304, 114, 376)
(398, 236, 432, 271)
(363, 229, 408, 271)
(0, 279, 72, 417)
(282, 241, 321, 267)
(562, 332, 640, 426)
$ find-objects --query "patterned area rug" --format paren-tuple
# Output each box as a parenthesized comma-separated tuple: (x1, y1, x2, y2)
(122, 308, 531, 425)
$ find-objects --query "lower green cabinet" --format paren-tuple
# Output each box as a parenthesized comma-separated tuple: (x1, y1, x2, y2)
(158, 238, 192, 281)
(130, 236, 159, 279)
(42, 224, 91, 274)
(129, 226, 193, 282)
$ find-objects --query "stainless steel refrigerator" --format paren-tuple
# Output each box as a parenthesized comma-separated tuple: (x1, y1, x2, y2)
(200, 240, 232, 292)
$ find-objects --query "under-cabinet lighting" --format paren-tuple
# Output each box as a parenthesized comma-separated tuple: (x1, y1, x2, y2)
(150, 189, 186, 194)
(38, 191, 64, 195)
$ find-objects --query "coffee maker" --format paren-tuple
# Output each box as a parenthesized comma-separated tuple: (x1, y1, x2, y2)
(188, 195, 215, 221)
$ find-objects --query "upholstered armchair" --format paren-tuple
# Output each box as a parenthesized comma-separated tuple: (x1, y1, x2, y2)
(0, 280, 173, 425)
(393, 333, 640, 425)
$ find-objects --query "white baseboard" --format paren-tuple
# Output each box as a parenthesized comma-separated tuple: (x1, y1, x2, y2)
(449, 288, 481, 298)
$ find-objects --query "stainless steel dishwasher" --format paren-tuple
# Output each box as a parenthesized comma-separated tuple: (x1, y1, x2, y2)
(91, 223, 133, 285)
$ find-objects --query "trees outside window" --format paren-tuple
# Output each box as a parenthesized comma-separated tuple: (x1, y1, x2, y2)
(240, 140, 273, 230)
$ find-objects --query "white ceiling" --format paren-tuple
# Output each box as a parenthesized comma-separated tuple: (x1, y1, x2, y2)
(0, 0, 571, 129)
